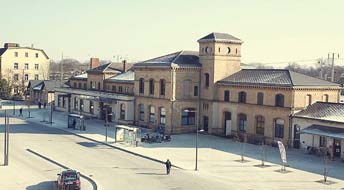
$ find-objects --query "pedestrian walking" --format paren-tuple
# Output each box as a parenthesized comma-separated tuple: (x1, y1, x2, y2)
(38, 102, 42, 109)
(43, 102, 46, 109)
(19, 107, 23, 117)
(165, 159, 172, 175)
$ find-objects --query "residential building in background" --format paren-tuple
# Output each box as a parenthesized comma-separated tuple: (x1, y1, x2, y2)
(0, 43, 50, 96)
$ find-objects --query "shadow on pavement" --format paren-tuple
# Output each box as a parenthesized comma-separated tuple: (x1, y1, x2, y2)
(136, 172, 166, 176)
(26, 181, 55, 190)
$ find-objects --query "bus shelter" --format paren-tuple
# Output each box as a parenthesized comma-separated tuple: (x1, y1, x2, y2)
(68, 114, 85, 131)
(115, 125, 139, 147)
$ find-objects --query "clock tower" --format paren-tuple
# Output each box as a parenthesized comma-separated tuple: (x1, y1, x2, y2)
(198, 32, 243, 100)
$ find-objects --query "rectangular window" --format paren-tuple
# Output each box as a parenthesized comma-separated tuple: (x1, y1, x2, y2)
(78, 83, 81, 88)
(74, 97, 78, 110)
(35, 53, 39, 58)
(83, 83, 87, 89)
(34, 74, 39, 80)
(14, 52, 18, 57)
(79, 99, 84, 112)
(160, 108, 166, 125)
(139, 104, 144, 121)
(35, 64, 39, 70)
(24, 74, 29, 81)
(319, 136, 326, 147)
(14, 74, 19, 81)
(25, 52, 28, 57)
(14, 63, 18, 70)
(112, 85, 116, 92)
(25, 63, 29, 70)
(184, 80, 190, 97)
(194, 86, 198, 96)
(181, 110, 195, 125)
(89, 101, 94, 114)
(224, 90, 230, 102)
(119, 86, 123, 93)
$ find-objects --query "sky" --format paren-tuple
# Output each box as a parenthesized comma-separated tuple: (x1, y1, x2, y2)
(1, 0, 344, 67)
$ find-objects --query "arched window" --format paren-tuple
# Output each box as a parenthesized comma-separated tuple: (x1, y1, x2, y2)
(255, 115, 265, 135)
(305, 94, 312, 106)
(238, 113, 247, 132)
(120, 104, 126, 120)
(139, 104, 144, 121)
(238, 91, 246, 103)
(322, 94, 329, 102)
(159, 107, 166, 125)
(139, 78, 144, 94)
(184, 79, 191, 96)
(181, 108, 195, 126)
(205, 73, 209, 87)
(160, 79, 166, 96)
(149, 106, 155, 123)
(275, 94, 284, 107)
(257, 92, 264, 105)
(274, 118, 284, 138)
(149, 79, 154, 95)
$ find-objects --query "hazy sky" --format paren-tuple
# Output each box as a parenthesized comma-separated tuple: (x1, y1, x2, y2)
(1, 0, 343, 67)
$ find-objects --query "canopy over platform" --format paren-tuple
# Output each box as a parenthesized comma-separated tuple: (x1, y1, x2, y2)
(299, 124, 344, 140)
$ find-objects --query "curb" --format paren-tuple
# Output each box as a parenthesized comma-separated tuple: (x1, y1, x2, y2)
(21, 114, 184, 170)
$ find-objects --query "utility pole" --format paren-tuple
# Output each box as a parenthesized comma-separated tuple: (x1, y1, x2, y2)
(328, 53, 340, 82)
(105, 106, 108, 143)
(4, 110, 9, 166)
(60, 53, 64, 87)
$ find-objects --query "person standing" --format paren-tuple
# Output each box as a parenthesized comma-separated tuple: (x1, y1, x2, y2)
(165, 159, 172, 175)
(38, 101, 42, 109)
(19, 107, 23, 117)
(43, 102, 46, 109)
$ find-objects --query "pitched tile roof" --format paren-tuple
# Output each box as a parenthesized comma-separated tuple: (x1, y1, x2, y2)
(87, 62, 123, 74)
(105, 70, 134, 83)
(294, 102, 344, 123)
(218, 69, 340, 87)
(133, 51, 201, 68)
(198, 32, 243, 44)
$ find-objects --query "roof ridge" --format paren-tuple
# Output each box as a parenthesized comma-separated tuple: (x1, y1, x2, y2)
(286, 70, 294, 86)
(171, 51, 183, 65)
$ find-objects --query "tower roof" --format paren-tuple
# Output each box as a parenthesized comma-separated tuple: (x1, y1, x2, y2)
(198, 32, 243, 44)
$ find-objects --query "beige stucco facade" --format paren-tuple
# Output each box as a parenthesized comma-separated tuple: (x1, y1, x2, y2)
(0, 44, 49, 95)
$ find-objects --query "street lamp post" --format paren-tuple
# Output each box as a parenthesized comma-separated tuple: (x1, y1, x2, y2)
(184, 109, 202, 171)
(12, 96, 15, 115)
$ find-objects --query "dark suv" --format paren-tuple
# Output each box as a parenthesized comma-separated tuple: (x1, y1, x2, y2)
(56, 170, 81, 190)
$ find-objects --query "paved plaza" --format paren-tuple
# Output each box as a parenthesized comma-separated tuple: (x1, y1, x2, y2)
(1, 101, 344, 189)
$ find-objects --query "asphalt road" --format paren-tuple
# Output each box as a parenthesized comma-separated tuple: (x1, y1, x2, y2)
(0, 116, 231, 190)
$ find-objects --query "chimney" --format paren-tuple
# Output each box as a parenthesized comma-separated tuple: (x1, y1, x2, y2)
(90, 57, 100, 69)
(4, 43, 20, 48)
(122, 60, 127, 72)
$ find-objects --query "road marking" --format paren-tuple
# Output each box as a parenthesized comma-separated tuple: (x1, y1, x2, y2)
(26, 148, 97, 190)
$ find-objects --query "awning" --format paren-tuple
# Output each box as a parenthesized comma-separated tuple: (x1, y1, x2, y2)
(299, 124, 344, 140)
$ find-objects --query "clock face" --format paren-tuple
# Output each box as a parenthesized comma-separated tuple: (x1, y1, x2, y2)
(227, 47, 231, 54)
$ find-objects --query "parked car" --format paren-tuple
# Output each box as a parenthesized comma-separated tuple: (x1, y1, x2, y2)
(56, 169, 81, 190)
